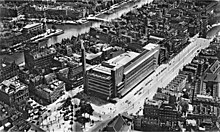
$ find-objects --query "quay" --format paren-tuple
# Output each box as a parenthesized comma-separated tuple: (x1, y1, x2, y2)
(9, 29, 64, 50)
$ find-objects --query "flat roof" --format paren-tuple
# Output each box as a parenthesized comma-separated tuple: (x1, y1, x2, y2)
(86, 52, 102, 60)
(105, 51, 139, 68)
(175, 74, 187, 79)
(124, 49, 158, 75)
(32, 48, 56, 59)
(0, 76, 27, 94)
(43, 87, 53, 93)
(145, 99, 159, 106)
(196, 94, 213, 100)
(204, 73, 219, 82)
(185, 65, 197, 71)
(23, 23, 42, 29)
(143, 43, 159, 50)
(91, 47, 157, 75)
(210, 60, 220, 74)
(92, 65, 112, 75)
(72, 53, 81, 58)
(103, 47, 113, 51)
(149, 35, 165, 41)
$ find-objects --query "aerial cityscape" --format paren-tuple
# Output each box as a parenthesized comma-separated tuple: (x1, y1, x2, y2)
(1, 0, 220, 131)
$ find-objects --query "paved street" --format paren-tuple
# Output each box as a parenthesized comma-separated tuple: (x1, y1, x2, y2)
(2, 0, 220, 132)
(116, 36, 212, 114)
(88, 34, 215, 131)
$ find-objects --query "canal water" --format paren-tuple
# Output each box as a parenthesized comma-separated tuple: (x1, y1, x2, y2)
(0, 0, 151, 64)
(1, 0, 220, 65)
(45, 0, 151, 46)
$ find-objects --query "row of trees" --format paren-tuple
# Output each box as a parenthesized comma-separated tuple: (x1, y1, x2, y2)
(52, 35, 81, 55)
(75, 100, 94, 128)
(20, 0, 127, 21)
(1, 0, 126, 19)
(0, 7, 17, 18)
(52, 34, 95, 56)
(62, 97, 94, 128)
(25, 13, 83, 21)
(0, 28, 46, 48)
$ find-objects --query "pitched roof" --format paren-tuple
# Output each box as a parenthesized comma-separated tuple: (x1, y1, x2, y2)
(107, 114, 127, 132)
(113, 115, 126, 131)
(203, 73, 220, 82)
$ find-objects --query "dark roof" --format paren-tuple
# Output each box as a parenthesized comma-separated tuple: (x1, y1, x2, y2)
(203, 73, 219, 82)
(29, 123, 45, 132)
(69, 65, 82, 77)
(202, 118, 212, 124)
(113, 115, 125, 131)
(121, 112, 133, 121)
(107, 114, 126, 132)
(153, 93, 169, 101)
(168, 9, 181, 15)
(58, 67, 69, 76)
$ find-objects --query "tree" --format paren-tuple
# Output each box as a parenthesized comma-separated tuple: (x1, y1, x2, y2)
(179, 100, 189, 117)
(91, 120, 94, 125)
(67, 17, 72, 21)
(74, 104, 78, 108)
(80, 103, 86, 117)
(78, 100, 94, 120)
(85, 103, 94, 120)
(55, 16, 59, 20)
(38, 14, 42, 20)
(70, 121, 74, 131)
(8, 23, 13, 29)
(51, 15, 55, 20)
(76, 116, 88, 128)
(51, 24, 57, 32)
(182, 92, 189, 99)
(17, 22, 23, 29)
(63, 97, 72, 108)
(59, 15, 64, 21)
(75, 109, 82, 118)
(70, 121, 73, 125)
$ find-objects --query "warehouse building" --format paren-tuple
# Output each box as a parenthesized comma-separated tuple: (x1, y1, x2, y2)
(87, 43, 160, 99)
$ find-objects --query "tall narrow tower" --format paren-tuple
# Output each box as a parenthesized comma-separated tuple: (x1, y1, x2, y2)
(43, 3, 48, 34)
(145, 18, 149, 38)
(81, 40, 88, 94)
(43, 11, 48, 31)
